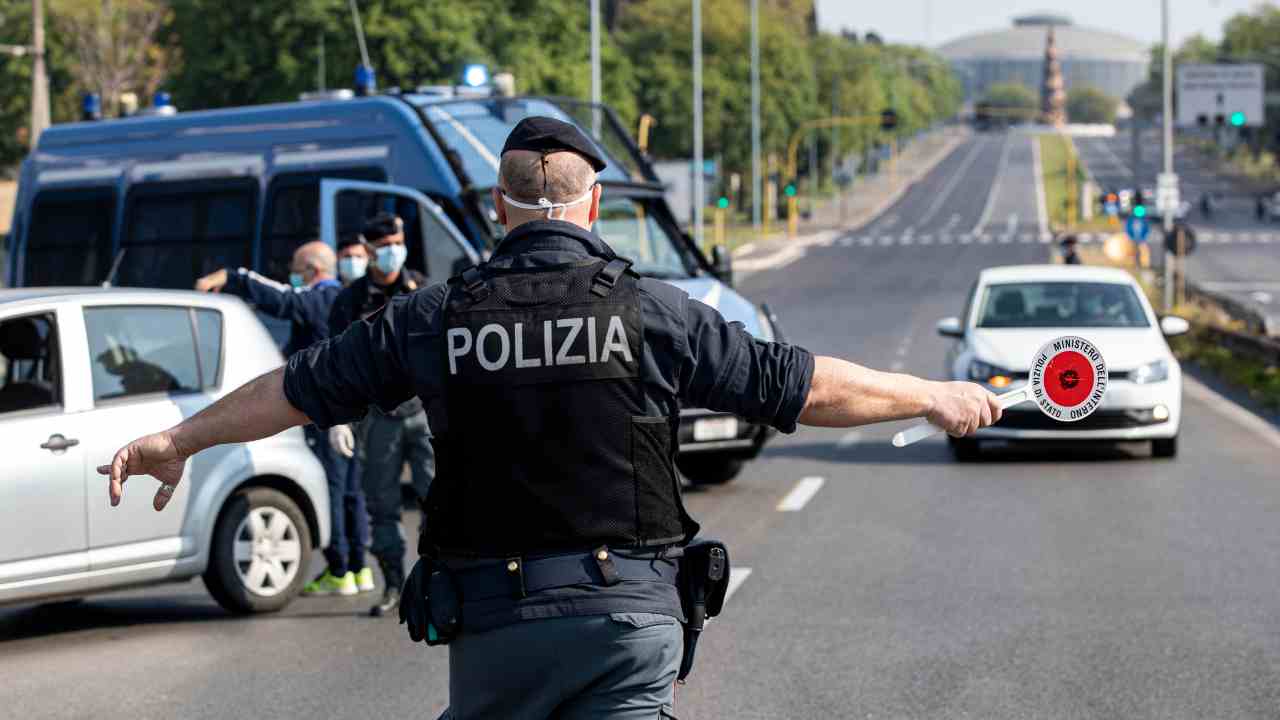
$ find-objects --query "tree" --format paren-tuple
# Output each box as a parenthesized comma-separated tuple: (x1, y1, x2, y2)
(52, 0, 173, 118)
(980, 82, 1037, 121)
(1067, 86, 1117, 125)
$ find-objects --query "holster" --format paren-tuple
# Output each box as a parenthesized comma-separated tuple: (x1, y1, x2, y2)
(676, 538, 730, 683)
(425, 567, 461, 646)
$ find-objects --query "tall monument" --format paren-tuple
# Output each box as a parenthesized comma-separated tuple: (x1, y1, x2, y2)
(1041, 25, 1067, 127)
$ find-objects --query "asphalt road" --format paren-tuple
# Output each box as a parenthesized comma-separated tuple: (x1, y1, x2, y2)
(6, 130, 1280, 719)
(1074, 129, 1280, 325)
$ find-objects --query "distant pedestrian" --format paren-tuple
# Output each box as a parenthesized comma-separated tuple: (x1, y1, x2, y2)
(1060, 234, 1081, 265)
(195, 242, 373, 596)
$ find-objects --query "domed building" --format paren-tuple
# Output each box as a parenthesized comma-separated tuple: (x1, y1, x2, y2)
(938, 13, 1149, 104)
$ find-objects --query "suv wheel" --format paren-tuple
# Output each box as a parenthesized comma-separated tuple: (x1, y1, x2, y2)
(677, 454, 745, 486)
(204, 487, 312, 614)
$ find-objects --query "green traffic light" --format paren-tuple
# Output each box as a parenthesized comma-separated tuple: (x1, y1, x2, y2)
(717, 196, 729, 209)
(1230, 111, 1246, 127)
(1133, 205, 1147, 218)
(784, 185, 796, 197)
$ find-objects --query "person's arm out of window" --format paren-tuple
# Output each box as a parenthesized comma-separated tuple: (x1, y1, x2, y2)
(678, 297, 1001, 436)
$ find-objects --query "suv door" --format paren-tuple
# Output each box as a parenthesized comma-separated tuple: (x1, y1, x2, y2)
(0, 307, 89, 586)
(319, 179, 480, 284)
(80, 304, 218, 570)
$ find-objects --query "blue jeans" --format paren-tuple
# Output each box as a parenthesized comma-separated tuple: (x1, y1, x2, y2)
(357, 408, 434, 583)
(304, 424, 369, 576)
(440, 613, 682, 719)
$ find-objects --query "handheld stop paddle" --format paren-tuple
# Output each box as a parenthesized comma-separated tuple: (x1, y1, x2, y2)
(892, 335, 1108, 448)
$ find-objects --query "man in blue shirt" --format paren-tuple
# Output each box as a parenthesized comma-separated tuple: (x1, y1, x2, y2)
(195, 241, 372, 596)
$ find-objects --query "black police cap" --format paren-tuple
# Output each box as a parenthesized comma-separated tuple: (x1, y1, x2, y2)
(362, 212, 402, 242)
(501, 116, 608, 172)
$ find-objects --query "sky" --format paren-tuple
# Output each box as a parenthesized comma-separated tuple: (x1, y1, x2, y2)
(815, 0, 1267, 49)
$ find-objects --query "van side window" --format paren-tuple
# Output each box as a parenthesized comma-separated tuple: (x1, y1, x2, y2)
(263, 168, 386, 282)
(0, 313, 61, 415)
(422, 209, 471, 285)
(24, 188, 115, 287)
(118, 180, 257, 289)
(84, 306, 210, 402)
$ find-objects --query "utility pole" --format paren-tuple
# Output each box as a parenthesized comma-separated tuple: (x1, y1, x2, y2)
(750, 0, 761, 232)
(1161, 0, 1175, 312)
(590, 0, 602, 136)
(29, 0, 49, 147)
(692, 0, 705, 248)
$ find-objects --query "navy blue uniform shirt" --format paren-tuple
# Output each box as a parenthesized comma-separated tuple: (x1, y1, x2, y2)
(222, 269, 341, 356)
(283, 220, 815, 627)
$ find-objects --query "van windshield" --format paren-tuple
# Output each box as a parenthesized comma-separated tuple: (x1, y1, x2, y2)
(408, 97, 642, 188)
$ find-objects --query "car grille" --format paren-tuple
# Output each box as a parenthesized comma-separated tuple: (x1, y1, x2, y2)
(996, 408, 1162, 430)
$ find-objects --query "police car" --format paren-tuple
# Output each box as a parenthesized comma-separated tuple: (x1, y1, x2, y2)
(5, 72, 775, 485)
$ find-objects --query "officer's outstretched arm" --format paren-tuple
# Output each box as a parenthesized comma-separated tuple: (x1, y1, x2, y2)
(98, 368, 310, 510)
(798, 356, 1001, 437)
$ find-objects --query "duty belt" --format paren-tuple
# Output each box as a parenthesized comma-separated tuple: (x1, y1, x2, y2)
(449, 547, 679, 601)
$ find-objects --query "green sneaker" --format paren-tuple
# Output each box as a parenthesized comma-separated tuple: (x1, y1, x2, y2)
(355, 567, 376, 593)
(302, 570, 358, 597)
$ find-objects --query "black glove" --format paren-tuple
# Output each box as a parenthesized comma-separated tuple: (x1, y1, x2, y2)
(399, 557, 431, 643)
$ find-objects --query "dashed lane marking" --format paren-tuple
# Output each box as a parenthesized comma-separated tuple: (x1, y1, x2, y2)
(723, 567, 753, 606)
(837, 430, 862, 448)
(777, 476, 825, 512)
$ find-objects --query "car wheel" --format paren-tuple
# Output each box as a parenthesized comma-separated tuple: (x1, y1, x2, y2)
(1151, 436, 1178, 459)
(204, 487, 312, 614)
(948, 437, 982, 462)
(677, 454, 745, 486)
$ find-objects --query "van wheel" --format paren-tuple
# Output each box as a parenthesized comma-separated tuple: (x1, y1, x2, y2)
(204, 487, 312, 614)
(1151, 436, 1178, 459)
(677, 454, 745, 486)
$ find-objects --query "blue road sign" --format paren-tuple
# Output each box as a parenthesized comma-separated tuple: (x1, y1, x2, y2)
(1125, 215, 1150, 243)
(1104, 201, 1119, 217)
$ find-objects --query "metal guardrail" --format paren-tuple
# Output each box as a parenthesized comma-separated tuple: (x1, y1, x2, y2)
(1185, 282, 1278, 337)
(1194, 324, 1280, 366)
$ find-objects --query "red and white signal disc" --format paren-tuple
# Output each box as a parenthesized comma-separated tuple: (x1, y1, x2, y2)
(1028, 336, 1107, 421)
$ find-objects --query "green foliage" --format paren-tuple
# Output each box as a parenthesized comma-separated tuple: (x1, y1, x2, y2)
(1066, 86, 1117, 125)
(980, 82, 1037, 116)
(0, 3, 80, 171)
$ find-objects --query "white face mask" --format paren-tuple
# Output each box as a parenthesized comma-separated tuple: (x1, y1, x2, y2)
(375, 243, 408, 275)
(501, 186, 595, 220)
(338, 256, 368, 283)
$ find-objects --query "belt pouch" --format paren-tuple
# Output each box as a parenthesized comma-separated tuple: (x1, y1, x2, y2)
(426, 569, 461, 646)
(676, 538, 731, 682)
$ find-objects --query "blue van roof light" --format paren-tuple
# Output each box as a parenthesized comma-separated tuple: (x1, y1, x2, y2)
(355, 64, 377, 96)
(463, 64, 489, 88)
(154, 91, 172, 108)
(82, 93, 102, 121)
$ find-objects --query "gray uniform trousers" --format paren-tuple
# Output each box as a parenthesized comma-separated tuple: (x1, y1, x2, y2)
(437, 612, 682, 720)
(356, 406, 434, 580)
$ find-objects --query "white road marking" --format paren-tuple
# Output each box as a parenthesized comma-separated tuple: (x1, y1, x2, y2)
(1198, 281, 1280, 292)
(941, 234, 953, 244)
(837, 430, 862, 448)
(734, 244, 806, 273)
(1185, 376, 1280, 451)
(777, 476, 825, 512)
(971, 132, 1013, 236)
(723, 567, 753, 606)
(916, 136, 987, 227)
(860, 236, 874, 247)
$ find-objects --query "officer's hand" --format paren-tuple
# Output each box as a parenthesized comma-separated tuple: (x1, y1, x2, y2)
(96, 431, 188, 511)
(329, 424, 355, 459)
(399, 558, 430, 643)
(925, 381, 1002, 437)
(194, 269, 228, 293)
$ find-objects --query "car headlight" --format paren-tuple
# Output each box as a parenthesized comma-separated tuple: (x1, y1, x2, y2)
(1131, 358, 1169, 384)
(968, 359, 1015, 389)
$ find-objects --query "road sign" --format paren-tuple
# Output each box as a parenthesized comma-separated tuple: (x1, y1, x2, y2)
(1176, 64, 1265, 128)
(1104, 201, 1119, 216)
(1163, 223, 1197, 257)
(893, 335, 1108, 446)
(1125, 215, 1150, 243)
(1156, 172, 1180, 215)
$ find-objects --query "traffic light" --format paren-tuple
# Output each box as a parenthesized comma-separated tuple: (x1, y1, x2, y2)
(1132, 204, 1147, 219)
(880, 108, 898, 131)
(1230, 111, 1246, 127)
(783, 184, 797, 198)
(717, 196, 729, 209)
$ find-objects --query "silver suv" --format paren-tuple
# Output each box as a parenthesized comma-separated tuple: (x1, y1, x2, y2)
(0, 288, 329, 613)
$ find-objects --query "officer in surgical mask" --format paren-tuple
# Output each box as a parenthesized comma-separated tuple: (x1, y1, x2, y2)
(326, 212, 432, 618)
(336, 235, 371, 285)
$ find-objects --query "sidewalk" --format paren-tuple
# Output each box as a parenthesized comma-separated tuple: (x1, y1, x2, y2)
(732, 126, 970, 274)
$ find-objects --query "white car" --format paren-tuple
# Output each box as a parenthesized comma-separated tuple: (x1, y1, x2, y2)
(937, 265, 1187, 460)
(0, 288, 328, 613)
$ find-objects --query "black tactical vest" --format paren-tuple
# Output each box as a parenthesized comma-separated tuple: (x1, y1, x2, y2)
(423, 257, 698, 557)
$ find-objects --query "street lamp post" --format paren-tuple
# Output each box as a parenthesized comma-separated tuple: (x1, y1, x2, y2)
(1161, 0, 1175, 312)
(750, 0, 761, 233)
(29, 0, 49, 147)
(590, 0, 602, 136)
(692, 0, 705, 248)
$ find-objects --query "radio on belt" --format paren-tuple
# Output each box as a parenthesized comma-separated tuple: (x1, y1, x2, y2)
(893, 335, 1108, 447)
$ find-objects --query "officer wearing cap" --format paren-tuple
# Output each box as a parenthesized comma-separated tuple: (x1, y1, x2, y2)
(101, 117, 1002, 718)
(328, 212, 434, 617)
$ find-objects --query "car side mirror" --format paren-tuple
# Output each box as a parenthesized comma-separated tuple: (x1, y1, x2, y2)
(710, 245, 734, 287)
(936, 317, 964, 338)
(1160, 315, 1190, 337)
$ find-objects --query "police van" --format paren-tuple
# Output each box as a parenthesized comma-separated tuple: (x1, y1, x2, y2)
(6, 84, 778, 485)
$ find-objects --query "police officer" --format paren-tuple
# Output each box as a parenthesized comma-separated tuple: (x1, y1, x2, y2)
(103, 118, 1002, 719)
(194, 241, 373, 596)
(327, 213, 433, 617)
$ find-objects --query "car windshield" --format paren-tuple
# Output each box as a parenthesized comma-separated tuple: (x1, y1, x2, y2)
(592, 197, 692, 278)
(408, 97, 640, 188)
(977, 281, 1150, 328)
